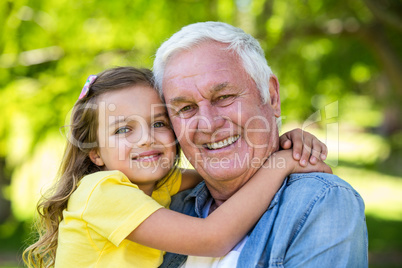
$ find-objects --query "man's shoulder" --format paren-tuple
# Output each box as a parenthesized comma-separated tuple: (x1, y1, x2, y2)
(243, 174, 368, 267)
(287, 172, 360, 195)
(271, 172, 366, 241)
(279, 172, 363, 209)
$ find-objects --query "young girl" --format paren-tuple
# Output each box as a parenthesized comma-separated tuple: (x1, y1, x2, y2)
(23, 67, 331, 268)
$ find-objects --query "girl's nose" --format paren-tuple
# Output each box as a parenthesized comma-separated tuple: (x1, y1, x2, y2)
(137, 128, 155, 147)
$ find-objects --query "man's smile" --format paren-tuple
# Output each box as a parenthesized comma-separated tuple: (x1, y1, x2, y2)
(204, 135, 240, 150)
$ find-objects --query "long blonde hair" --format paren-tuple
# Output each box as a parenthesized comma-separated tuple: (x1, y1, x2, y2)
(23, 67, 179, 267)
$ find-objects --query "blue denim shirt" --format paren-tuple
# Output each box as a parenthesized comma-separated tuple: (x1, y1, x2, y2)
(161, 172, 368, 268)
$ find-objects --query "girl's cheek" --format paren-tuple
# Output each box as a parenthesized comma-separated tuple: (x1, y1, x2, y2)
(96, 129, 106, 148)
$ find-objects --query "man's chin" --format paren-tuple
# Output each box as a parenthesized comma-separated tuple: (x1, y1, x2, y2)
(203, 165, 255, 183)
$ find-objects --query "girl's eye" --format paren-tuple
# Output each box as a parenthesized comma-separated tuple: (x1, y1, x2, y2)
(115, 127, 130, 134)
(153, 121, 166, 128)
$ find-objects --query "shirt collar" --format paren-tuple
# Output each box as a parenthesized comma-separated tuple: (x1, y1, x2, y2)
(184, 181, 211, 218)
(185, 177, 289, 216)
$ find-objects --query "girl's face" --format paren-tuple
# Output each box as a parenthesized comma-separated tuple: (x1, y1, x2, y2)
(91, 85, 176, 190)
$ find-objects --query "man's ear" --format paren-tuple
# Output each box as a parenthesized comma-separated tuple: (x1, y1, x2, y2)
(89, 149, 105, 166)
(268, 75, 281, 118)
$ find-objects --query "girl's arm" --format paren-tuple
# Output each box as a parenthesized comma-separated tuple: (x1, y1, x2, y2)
(126, 150, 331, 257)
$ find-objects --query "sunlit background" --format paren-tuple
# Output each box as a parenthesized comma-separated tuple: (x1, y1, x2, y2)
(1, 0, 401, 267)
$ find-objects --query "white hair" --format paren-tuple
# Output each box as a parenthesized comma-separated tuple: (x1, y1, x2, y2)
(153, 21, 274, 104)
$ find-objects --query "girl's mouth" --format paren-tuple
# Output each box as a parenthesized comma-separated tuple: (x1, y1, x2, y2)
(131, 151, 163, 162)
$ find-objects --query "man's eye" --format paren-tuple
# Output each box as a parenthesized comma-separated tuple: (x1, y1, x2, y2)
(115, 127, 130, 134)
(215, 94, 236, 106)
(178, 105, 193, 114)
(218, 95, 231, 100)
(174, 104, 197, 118)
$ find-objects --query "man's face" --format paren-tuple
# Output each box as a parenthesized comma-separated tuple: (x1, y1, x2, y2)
(162, 42, 281, 190)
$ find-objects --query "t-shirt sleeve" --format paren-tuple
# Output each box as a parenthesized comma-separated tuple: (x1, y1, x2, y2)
(80, 172, 163, 247)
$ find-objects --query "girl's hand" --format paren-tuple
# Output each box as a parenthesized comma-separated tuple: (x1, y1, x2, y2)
(279, 128, 328, 167)
(270, 149, 332, 175)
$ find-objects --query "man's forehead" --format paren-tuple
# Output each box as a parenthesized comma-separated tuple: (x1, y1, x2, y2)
(163, 42, 237, 77)
(162, 42, 248, 103)
(165, 82, 235, 105)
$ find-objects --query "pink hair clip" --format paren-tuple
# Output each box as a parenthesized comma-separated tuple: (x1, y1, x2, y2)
(79, 75, 97, 100)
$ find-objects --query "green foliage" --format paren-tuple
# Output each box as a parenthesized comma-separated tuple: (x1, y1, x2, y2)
(1, 0, 401, 162)
(1, 0, 401, 266)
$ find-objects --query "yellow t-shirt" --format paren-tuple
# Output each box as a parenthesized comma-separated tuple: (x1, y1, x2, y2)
(55, 169, 181, 268)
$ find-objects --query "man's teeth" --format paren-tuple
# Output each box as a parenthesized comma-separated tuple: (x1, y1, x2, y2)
(206, 135, 240, 150)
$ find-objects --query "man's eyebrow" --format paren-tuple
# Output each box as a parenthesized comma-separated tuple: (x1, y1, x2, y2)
(211, 82, 229, 93)
(167, 82, 230, 105)
(167, 96, 189, 105)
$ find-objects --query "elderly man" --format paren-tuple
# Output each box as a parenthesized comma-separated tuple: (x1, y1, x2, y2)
(154, 22, 368, 267)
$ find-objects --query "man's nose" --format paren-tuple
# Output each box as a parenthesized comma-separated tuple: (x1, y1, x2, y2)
(196, 105, 225, 134)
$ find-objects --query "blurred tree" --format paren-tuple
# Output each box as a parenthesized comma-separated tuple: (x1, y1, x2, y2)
(0, 0, 401, 226)
(247, 0, 401, 173)
(250, 0, 402, 135)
